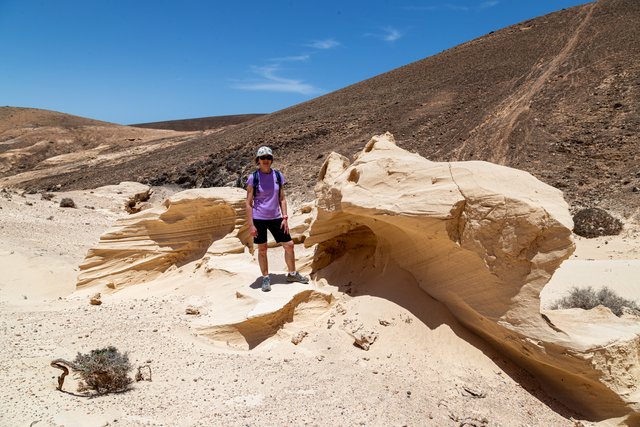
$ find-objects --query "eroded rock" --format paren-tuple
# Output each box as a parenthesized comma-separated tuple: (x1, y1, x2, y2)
(305, 132, 639, 419)
(77, 188, 251, 289)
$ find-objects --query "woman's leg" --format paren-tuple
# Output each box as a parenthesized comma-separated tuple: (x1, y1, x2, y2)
(282, 240, 295, 273)
(257, 243, 269, 276)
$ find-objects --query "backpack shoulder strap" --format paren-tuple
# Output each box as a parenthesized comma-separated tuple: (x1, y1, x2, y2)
(252, 170, 260, 196)
(274, 169, 284, 198)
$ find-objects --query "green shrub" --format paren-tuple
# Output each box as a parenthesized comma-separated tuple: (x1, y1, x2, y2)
(73, 346, 132, 393)
(551, 286, 639, 317)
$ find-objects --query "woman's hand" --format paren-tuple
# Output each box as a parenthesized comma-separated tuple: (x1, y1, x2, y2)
(280, 218, 290, 234)
(249, 225, 257, 237)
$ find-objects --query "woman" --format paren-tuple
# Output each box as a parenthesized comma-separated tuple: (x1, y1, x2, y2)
(246, 146, 309, 291)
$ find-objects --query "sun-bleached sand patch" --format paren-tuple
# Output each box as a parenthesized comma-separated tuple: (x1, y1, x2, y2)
(542, 259, 640, 308)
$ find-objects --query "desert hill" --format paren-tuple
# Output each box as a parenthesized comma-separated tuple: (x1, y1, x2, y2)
(3, 0, 639, 220)
(0, 107, 201, 188)
(130, 113, 265, 131)
(175, 0, 639, 216)
(0, 106, 115, 131)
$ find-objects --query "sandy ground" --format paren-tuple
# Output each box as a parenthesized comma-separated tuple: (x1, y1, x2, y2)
(1, 185, 638, 427)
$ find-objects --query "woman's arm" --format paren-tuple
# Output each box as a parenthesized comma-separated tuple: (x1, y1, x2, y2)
(246, 185, 257, 237)
(279, 186, 289, 234)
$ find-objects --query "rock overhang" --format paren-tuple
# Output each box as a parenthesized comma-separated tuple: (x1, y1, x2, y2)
(306, 132, 639, 420)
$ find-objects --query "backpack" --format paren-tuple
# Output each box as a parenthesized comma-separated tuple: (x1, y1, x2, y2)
(252, 169, 282, 197)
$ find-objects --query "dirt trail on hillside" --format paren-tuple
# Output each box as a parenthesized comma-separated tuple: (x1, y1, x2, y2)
(456, 2, 596, 164)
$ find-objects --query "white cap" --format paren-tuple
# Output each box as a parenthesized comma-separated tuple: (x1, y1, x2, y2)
(256, 146, 273, 157)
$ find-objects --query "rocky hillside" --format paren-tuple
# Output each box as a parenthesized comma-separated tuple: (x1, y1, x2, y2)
(130, 114, 264, 131)
(3, 0, 639, 218)
(0, 107, 198, 188)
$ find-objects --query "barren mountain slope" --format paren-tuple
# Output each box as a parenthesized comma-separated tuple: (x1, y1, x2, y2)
(6, 0, 639, 218)
(130, 113, 265, 131)
(0, 107, 200, 187)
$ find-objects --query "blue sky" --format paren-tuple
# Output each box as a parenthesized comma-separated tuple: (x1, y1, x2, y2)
(0, 0, 587, 124)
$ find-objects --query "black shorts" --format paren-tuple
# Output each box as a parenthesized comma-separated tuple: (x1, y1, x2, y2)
(253, 218, 292, 244)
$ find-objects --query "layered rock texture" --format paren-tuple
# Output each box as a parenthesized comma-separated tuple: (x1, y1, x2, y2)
(306, 133, 639, 420)
(77, 133, 639, 421)
(77, 188, 252, 289)
(77, 187, 327, 351)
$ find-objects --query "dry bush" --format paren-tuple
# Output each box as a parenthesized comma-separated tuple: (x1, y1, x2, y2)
(551, 286, 639, 316)
(73, 346, 132, 393)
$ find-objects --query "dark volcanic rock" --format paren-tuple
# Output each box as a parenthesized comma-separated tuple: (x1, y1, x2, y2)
(59, 198, 76, 208)
(573, 208, 623, 238)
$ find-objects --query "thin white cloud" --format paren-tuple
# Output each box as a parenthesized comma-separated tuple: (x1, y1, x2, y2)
(382, 26, 403, 42)
(232, 37, 337, 95)
(269, 54, 310, 62)
(233, 65, 322, 96)
(444, 4, 470, 12)
(364, 26, 404, 42)
(479, 1, 499, 9)
(305, 39, 340, 49)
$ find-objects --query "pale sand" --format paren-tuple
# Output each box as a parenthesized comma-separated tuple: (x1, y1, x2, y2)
(1, 184, 637, 426)
(541, 229, 640, 308)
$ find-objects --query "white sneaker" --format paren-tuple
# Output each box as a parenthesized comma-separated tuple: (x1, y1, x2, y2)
(287, 272, 309, 284)
(261, 276, 271, 292)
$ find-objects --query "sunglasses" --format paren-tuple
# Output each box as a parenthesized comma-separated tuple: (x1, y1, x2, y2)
(258, 155, 273, 160)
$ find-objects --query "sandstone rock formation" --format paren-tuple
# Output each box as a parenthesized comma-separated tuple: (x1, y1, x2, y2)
(76, 187, 328, 351)
(75, 133, 639, 421)
(306, 132, 640, 421)
(77, 188, 253, 290)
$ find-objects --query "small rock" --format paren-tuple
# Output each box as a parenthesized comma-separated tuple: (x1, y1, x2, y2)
(89, 293, 102, 305)
(353, 330, 378, 351)
(185, 306, 200, 315)
(379, 319, 391, 326)
(461, 385, 486, 398)
(59, 198, 76, 208)
(573, 208, 623, 238)
(291, 331, 308, 345)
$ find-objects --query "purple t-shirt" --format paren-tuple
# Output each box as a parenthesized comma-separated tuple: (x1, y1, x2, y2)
(247, 169, 286, 220)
